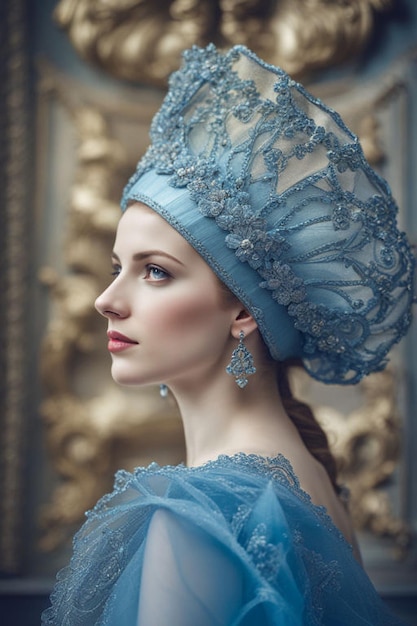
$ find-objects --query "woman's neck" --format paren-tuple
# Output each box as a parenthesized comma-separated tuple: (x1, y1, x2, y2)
(170, 366, 301, 468)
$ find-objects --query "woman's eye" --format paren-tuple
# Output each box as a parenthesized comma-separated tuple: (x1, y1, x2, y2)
(146, 265, 170, 281)
(111, 265, 121, 277)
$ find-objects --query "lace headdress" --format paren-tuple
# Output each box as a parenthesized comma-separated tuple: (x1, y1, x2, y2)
(122, 44, 415, 384)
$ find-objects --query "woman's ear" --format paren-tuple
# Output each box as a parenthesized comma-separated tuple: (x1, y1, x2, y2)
(230, 308, 258, 339)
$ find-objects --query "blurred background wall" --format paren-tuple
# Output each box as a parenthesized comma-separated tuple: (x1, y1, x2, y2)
(1, 0, 417, 623)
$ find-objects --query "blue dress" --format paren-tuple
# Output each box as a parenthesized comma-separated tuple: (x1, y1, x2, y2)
(42, 453, 406, 625)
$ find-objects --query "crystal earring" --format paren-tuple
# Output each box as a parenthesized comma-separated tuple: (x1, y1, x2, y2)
(226, 331, 256, 388)
(159, 384, 168, 398)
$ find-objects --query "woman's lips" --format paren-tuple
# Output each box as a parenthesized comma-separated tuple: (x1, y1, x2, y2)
(107, 330, 139, 353)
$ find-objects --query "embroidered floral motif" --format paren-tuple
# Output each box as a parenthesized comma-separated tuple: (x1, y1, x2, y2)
(226, 216, 275, 269)
(80, 544, 124, 607)
(263, 147, 288, 173)
(293, 530, 342, 625)
(362, 195, 399, 246)
(260, 262, 305, 305)
(332, 204, 351, 231)
(246, 523, 284, 583)
(231, 503, 251, 536)
(327, 141, 363, 172)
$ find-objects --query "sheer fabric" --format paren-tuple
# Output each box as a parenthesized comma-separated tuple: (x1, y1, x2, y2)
(42, 453, 406, 625)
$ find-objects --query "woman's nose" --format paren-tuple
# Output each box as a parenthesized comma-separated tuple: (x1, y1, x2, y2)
(95, 283, 128, 319)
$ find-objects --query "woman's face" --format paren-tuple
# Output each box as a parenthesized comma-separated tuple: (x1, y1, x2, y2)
(95, 202, 241, 388)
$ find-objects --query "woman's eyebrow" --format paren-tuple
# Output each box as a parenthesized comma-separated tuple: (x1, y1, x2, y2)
(111, 250, 185, 266)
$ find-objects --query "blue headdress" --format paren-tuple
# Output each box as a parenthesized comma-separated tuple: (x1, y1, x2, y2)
(122, 44, 415, 385)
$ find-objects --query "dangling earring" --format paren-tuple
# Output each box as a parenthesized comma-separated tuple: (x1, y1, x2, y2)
(159, 384, 168, 398)
(226, 331, 256, 388)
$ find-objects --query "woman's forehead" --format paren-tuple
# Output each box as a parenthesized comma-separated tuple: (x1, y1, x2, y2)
(117, 203, 206, 265)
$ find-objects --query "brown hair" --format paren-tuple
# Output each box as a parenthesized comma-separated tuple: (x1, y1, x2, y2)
(276, 359, 340, 494)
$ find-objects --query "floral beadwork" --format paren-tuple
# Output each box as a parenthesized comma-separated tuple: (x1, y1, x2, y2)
(122, 44, 415, 385)
(246, 523, 284, 583)
(260, 262, 306, 306)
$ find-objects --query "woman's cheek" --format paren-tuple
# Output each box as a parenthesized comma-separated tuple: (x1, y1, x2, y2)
(148, 291, 214, 333)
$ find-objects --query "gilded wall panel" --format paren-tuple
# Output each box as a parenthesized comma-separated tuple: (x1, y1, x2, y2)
(53, 0, 396, 85)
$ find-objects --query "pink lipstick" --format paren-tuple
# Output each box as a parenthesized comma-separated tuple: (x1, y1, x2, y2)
(107, 330, 138, 353)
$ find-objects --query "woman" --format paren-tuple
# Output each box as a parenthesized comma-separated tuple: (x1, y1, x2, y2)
(42, 44, 415, 625)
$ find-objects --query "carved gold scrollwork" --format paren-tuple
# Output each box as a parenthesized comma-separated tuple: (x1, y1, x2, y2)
(313, 368, 411, 553)
(54, 0, 394, 86)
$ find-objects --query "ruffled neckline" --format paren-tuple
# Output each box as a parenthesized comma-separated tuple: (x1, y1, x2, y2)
(109, 451, 352, 553)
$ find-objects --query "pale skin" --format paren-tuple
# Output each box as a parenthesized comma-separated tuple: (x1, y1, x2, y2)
(95, 201, 359, 556)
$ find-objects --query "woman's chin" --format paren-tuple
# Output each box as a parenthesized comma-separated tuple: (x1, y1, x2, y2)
(110, 367, 145, 387)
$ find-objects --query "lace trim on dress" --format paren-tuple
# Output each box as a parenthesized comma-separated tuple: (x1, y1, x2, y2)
(99, 452, 352, 551)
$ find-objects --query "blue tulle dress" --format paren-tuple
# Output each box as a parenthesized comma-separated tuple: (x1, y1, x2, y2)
(42, 453, 406, 625)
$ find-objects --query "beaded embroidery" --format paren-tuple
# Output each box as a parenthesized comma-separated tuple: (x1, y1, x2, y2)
(123, 44, 415, 384)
